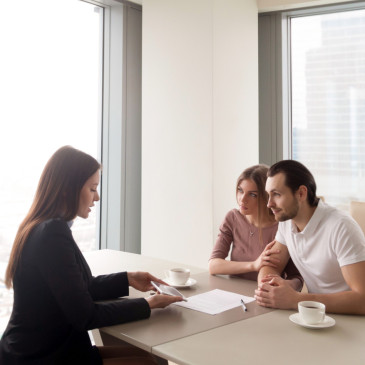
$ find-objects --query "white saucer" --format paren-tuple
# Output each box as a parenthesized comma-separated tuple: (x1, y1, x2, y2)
(164, 277, 197, 288)
(289, 313, 336, 329)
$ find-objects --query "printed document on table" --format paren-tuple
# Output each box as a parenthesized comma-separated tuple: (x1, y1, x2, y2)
(173, 289, 255, 315)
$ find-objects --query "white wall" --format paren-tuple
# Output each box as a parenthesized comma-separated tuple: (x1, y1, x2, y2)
(141, 0, 258, 268)
(212, 0, 258, 245)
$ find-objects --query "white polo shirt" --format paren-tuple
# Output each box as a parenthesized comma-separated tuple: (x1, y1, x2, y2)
(276, 200, 365, 293)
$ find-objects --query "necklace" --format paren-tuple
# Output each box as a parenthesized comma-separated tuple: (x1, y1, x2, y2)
(246, 217, 256, 237)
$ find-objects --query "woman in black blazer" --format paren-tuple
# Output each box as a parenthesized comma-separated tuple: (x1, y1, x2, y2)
(0, 146, 182, 364)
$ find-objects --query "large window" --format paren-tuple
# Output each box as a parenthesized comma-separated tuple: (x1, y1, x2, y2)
(290, 6, 365, 209)
(0, 0, 103, 334)
(259, 3, 365, 210)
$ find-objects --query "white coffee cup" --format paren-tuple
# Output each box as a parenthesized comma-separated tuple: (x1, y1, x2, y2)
(166, 268, 190, 285)
(298, 301, 326, 325)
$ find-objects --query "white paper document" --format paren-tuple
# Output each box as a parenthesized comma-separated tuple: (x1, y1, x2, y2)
(173, 289, 255, 315)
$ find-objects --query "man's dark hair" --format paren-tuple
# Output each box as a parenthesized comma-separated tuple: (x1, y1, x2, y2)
(268, 160, 319, 207)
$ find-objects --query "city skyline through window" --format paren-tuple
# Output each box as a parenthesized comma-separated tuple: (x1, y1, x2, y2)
(291, 9, 365, 209)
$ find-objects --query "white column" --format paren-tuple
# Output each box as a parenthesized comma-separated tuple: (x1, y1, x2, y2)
(141, 0, 258, 268)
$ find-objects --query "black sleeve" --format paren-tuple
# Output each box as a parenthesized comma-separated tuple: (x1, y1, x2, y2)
(89, 272, 130, 301)
(37, 221, 151, 331)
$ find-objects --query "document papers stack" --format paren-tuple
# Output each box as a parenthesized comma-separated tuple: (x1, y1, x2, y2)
(173, 289, 255, 315)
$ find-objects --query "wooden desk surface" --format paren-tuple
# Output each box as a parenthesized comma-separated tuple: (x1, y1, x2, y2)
(153, 309, 365, 365)
(99, 272, 272, 351)
(84, 249, 206, 278)
(85, 250, 365, 365)
(85, 249, 271, 351)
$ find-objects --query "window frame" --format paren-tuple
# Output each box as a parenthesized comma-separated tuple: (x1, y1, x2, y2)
(281, 1, 365, 159)
(99, 1, 126, 250)
(259, 1, 365, 164)
(87, 0, 142, 252)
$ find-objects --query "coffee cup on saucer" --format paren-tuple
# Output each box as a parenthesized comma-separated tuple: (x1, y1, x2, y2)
(165, 268, 190, 285)
(298, 301, 326, 325)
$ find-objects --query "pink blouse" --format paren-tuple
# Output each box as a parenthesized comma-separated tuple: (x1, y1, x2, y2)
(210, 209, 302, 282)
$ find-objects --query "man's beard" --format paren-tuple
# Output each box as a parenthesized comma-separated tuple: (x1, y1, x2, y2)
(276, 199, 299, 222)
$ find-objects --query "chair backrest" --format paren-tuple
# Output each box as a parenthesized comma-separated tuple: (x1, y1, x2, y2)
(350, 201, 365, 236)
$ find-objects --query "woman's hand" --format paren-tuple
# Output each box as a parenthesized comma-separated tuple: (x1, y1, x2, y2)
(127, 271, 167, 292)
(145, 293, 184, 309)
(252, 240, 281, 272)
(262, 273, 303, 291)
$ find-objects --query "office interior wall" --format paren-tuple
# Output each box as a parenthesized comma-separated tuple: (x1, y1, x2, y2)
(141, 0, 258, 268)
(212, 0, 259, 248)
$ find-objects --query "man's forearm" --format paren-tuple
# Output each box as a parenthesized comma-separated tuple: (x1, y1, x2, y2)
(255, 278, 365, 313)
(257, 265, 281, 284)
(296, 290, 365, 315)
(257, 241, 290, 285)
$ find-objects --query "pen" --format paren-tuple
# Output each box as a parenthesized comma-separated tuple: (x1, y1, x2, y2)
(241, 299, 247, 312)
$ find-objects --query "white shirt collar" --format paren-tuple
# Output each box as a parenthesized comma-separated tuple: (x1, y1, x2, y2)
(291, 199, 324, 235)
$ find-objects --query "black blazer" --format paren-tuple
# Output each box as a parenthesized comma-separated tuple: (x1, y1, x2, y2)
(0, 219, 150, 364)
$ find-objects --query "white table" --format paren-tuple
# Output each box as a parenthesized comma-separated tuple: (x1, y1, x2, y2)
(85, 250, 365, 365)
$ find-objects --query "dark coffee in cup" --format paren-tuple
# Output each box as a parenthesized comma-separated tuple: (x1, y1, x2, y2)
(298, 301, 326, 325)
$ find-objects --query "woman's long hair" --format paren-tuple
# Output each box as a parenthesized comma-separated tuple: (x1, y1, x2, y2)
(5, 146, 101, 288)
(236, 164, 274, 244)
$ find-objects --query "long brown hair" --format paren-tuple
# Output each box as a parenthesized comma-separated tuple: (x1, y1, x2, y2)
(236, 164, 274, 243)
(5, 146, 101, 288)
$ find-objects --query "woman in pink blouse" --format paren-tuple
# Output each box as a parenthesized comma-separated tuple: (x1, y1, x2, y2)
(209, 165, 302, 288)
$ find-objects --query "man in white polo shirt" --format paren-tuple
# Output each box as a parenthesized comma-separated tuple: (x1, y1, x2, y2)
(255, 160, 365, 314)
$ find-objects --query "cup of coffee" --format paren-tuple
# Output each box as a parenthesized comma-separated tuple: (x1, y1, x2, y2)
(166, 268, 190, 285)
(298, 301, 326, 325)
